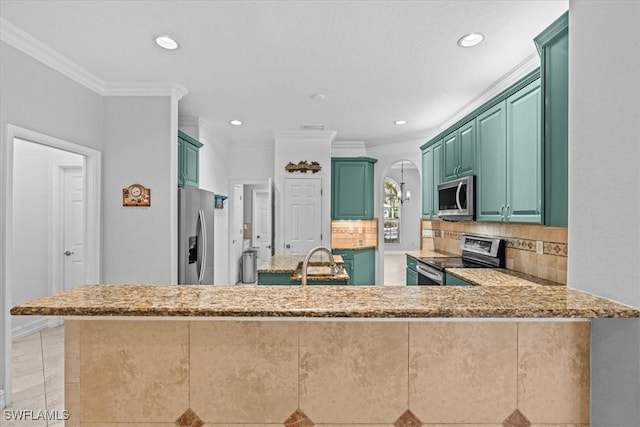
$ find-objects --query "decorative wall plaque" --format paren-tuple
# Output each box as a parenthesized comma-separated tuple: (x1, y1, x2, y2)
(284, 160, 322, 173)
(123, 183, 151, 207)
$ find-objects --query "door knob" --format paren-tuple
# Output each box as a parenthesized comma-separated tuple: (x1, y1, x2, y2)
(285, 244, 291, 249)
(64, 250, 74, 256)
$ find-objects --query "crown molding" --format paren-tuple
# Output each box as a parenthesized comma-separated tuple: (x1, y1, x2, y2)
(104, 81, 188, 100)
(332, 140, 366, 149)
(434, 52, 540, 134)
(1, 18, 188, 100)
(0, 17, 105, 94)
(273, 129, 337, 142)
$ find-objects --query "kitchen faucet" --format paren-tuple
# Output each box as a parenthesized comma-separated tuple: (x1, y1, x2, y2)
(301, 246, 340, 286)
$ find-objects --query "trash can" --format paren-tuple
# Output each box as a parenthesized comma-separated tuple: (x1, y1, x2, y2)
(242, 249, 258, 283)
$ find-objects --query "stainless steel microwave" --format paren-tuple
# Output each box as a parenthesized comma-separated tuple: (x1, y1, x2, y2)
(437, 175, 475, 221)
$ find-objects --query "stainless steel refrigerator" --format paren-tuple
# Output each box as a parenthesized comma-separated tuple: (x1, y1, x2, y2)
(178, 186, 214, 284)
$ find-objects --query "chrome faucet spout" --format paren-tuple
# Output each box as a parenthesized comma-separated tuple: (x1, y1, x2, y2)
(301, 246, 338, 286)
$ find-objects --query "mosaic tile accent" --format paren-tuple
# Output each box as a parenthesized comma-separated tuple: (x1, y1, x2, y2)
(176, 408, 204, 427)
(284, 409, 314, 427)
(543, 241, 568, 257)
(394, 409, 423, 427)
(503, 408, 530, 427)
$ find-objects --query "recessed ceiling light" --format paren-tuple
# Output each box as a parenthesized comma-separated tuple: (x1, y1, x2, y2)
(155, 35, 179, 50)
(310, 93, 326, 101)
(229, 120, 243, 126)
(457, 32, 484, 48)
(394, 120, 408, 125)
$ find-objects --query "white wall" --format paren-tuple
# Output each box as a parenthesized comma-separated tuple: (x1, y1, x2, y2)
(11, 140, 82, 332)
(102, 96, 177, 284)
(383, 163, 421, 252)
(0, 42, 104, 406)
(569, 1, 640, 424)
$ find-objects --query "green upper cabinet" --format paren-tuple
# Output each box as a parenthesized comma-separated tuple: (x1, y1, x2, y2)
(535, 12, 568, 227)
(421, 140, 442, 218)
(506, 79, 542, 223)
(477, 79, 542, 223)
(177, 130, 203, 187)
(331, 157, 377, 219)
(443, 119, 475, 181)
(477, 102, 507, 221)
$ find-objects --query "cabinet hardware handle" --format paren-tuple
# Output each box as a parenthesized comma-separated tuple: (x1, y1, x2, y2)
(537, 200, 541, 215)
(500, 205, 505, 220)
(506, 204, 511, 220)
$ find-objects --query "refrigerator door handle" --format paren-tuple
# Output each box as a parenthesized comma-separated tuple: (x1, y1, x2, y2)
(198, 209, 207, 283)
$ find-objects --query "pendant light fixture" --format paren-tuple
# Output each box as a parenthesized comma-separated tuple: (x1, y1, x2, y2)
(399, 161, 411, 204)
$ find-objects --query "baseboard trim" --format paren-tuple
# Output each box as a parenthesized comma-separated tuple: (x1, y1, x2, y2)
(12, 317, 48, 341)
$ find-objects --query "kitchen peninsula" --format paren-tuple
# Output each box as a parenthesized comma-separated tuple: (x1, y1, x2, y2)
(11, 284, 639, 426)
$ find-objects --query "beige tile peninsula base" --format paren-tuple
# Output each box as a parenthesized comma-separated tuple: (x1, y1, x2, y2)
(64, 319, 590, 426)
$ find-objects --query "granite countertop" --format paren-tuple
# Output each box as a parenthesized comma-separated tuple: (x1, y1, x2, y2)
(405, 249, 457, 259)
(446, 268, 565, 287)
(11, 283, 639, 319)
(257, 254, 349, 282)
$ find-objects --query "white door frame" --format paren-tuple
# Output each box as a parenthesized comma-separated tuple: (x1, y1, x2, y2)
(228, 179, 271, 283)
(50, 163, 84, 327)
(1, 124, 101, 406)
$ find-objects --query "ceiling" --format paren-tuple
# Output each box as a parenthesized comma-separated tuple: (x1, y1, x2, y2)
(0, 0, 568, 145)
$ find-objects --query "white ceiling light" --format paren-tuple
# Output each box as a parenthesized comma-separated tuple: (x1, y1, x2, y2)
(155, 35, 179, 50)
(394, 120, 408, 125)
(229, 119, 243, 126)
(457, 32, 484, 48)
(310, 93, 326, 101)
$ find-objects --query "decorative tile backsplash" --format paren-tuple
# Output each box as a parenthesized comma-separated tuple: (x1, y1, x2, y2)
(331, 219, 378, 249)
(421, 220, 568, 284)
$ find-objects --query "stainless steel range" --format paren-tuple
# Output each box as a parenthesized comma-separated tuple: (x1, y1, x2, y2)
(416, 234, 505, 285)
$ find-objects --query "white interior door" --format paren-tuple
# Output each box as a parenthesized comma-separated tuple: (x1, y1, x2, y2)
(63, 166, 85, 290)
(253, 189, 272, 264)
(283, 178, 322, 255)
(229, 184, 244, 284)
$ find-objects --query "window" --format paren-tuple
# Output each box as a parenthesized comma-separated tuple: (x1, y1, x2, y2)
(384, 178, 400, 243)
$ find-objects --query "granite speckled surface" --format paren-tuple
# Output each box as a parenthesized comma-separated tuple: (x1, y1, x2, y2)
(10, 283, 639, 318)
(405, 249, 457, 259)
(446, 268, 564, 287)
(258, 254, 348, 281)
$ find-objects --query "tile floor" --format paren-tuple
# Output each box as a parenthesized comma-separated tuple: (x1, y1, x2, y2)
(2, 325, 65, 427)
(383, 253, 407, 286)
(2, 254, 407, 425)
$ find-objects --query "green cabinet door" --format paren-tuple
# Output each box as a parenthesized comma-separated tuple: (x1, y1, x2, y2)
(421, 140, 442, 218)
(177, 131, 202, 188)
(458, 120, 476, 176)
(331, 158, 377, 219)
(432, 141, 442, 214)
(442, 131, 458, 181)
(506, 79, 542, 223)
(476, 102, 507, 221)
(535, 12, 568, 227)
(332, 248, 375, 285)
(443, 120, 475, 181)
(421, 147, 434, 217)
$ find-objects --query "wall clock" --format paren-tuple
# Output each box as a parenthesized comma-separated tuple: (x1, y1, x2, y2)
(123, 183, 151, 207)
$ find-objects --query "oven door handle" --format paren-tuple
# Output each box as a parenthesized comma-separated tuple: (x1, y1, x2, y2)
(416, 264, 443, 284)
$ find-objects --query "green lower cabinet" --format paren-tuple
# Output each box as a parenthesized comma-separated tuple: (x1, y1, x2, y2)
(257, 272, 348, 286)
(444, 272, 473, 286)
(406, 255, 418, 286)
(332, 248, 375, 285)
